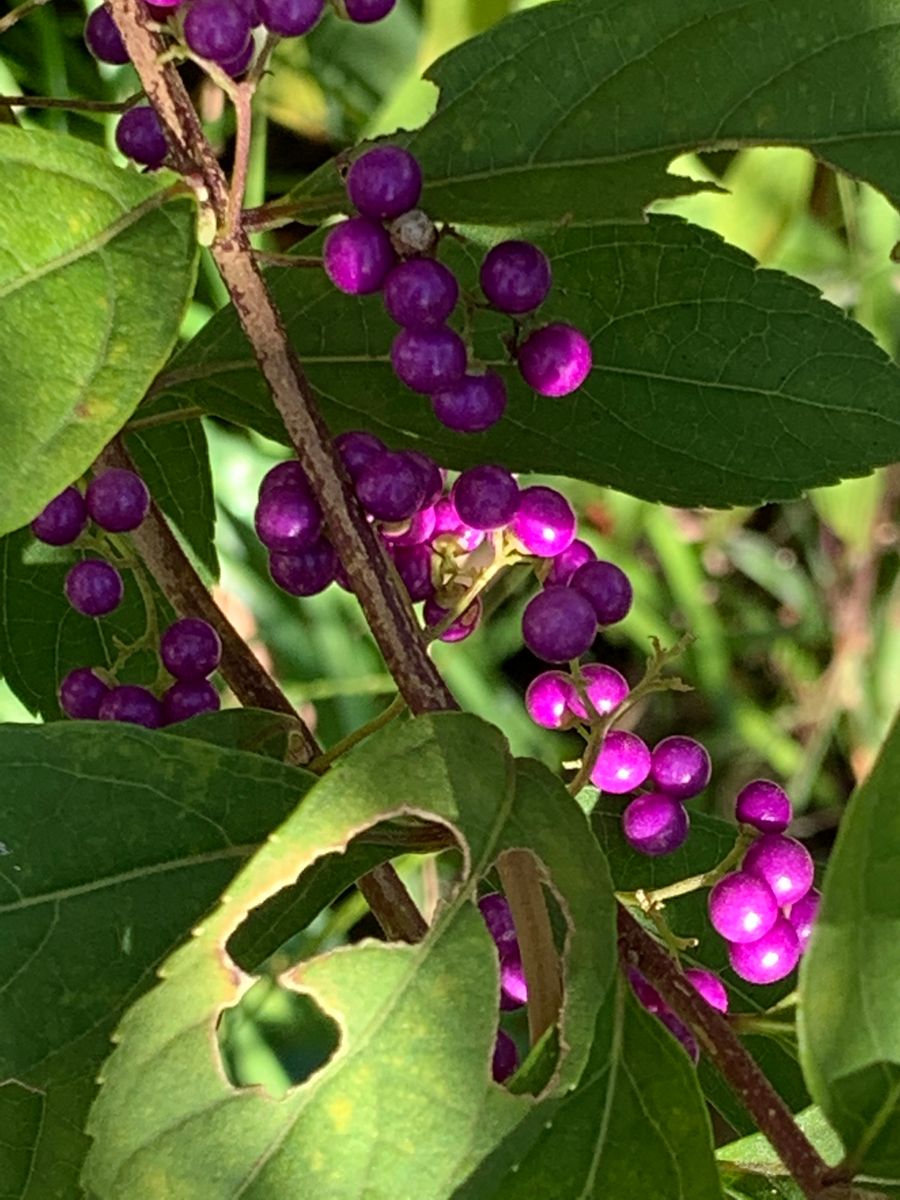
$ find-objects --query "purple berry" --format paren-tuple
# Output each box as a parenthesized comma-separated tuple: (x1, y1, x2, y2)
(432, 371, 507, 433)
(478, 893, 518, 957)
(254, 483, 323, 552)
(480, 240, 551, 314)
(391, 327, 467, 394)
(269, 539, 338, 597)
(390, 543, 435, 602)
(64, 559, 123, 617)
(492, 1029, 518, 1083)
(431, 496, 463, 537)
(786, 888, 821, 952)
(509, 486, 576, 558)
(650, 736, 711, 801)
(115, 106, 168, 168)
(98, 684, 162, 729)
(221, 37, 255, 77)
(570, 559, 632, 625)
(342, 0, 395, 20)
(423, 596, 482, 642)
(684, 968, 729, 1014)
(658, 1008, 699, 1063)
(184, 0, 251, 63)
(735, 779, 792, 833)
(525, 671, 578, 730)
(743, 834, 814, 907)
(347, 145, 422, 221)
(323, 217, 395, 295)
(160, 618, 222, 682)
(708, 872, 779, 944)
(260, 460, 309, 496)
(383, 259, 459, 329)
(86, 468, 150, 533)
(728, 916, 801, 985)
(518, 322, 592, 397)
(162, 679, 220, 724)
(623, 792, 689, 857)
(566, 663, 629, 719)
(382, 505, 436, 548)
(335, 431, 385, 481)
(590, 730, 651, 794)
(356, 451, 425, 522)
(521, 586, 597, 663)
(403, 451, 444, 508)
(31, 486, 87, 546)
(500, 955, 528, 1009)
(546, 538, 595, 586)
(256, 0, 323, 35)
(58, 668, 109, 719)
(84, 4, 129, 64)
(451, 465, 519, 531)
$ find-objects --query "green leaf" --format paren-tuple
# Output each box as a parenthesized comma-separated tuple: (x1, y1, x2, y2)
(0, 721, 315, 1199)
(290, 0, 900, 228)
(0, 127, 198, 538)
(167, 707, 301, 762)
(452, 975, 722, 1199)
(83, 713, 616, 1198)
(799, 713, 900, 1178)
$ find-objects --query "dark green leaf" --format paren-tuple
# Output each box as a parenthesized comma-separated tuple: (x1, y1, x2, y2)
(164, 707, 299, 762)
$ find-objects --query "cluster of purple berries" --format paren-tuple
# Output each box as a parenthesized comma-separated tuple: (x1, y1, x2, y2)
(85, 0, 396, 170)
(477, 893, 529, 1083)
(708, 779, 820, 985)
(57, 617, 223, 728)
(31, 469, 150, 620)
(323, 143, 592, 431)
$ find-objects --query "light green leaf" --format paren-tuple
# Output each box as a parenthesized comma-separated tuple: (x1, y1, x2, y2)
(0, 127, 198, 537)
(0, 722, 315, 1199)
(83, 713, 616, 1198)
(799, 713, 900, 1178)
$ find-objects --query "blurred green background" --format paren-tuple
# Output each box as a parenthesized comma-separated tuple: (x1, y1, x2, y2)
(2, 0, 898, 1103)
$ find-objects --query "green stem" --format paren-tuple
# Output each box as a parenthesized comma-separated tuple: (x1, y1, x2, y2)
(617, 827, 756, 908)
(308, 694, 407, 773)
(426, 544, 520, 642)
(125, 406, 205, 433)
(729, 1015, 797, 1038)
(0, 0, 51, 34)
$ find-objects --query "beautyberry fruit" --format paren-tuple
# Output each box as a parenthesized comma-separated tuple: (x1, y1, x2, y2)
(31, 486, 87, 546)
(521, 586, 597, 663)
(86, 468, 150, 533)
(708, 872, 778, 944)
(64, 559, 123, 617)
(347, 145, 422, 221)
(160, 618, 222, 682)
(590, 730, 651, 794)
(735, 779, 792, 833)
(622, 792, 689, 856)
(58, 667, 109, 719)
(518, 323, 592, 397)
(323, 217, 395, 295)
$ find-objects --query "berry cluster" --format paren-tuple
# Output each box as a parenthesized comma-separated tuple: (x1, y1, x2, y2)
(86, 0, 397, 169)
(323, 143, 592, 431)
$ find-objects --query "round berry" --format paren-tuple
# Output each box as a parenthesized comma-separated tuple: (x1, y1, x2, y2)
(708, 872, 779, 944)
(743, 834, 814, 907)
(98, 684, 162, 729)
(115, 106, 168, 168)
(260, 460, 310, 496)
(256, 0, 323, 35)
(342, 0, 396, 20)
(492, 1029, 518, 1083)
(84, 4, 129, 64)
(650, 736, 711, 801)
(566, 663, 629, 719)
(521, 586, 597, 663)
(269, 539, 338, 597)
(162, 679, 220, 724)
(728, 917, 801, 985)
(31, 486, 87, 546)
(160, 618, 222, 682)
(423, 596, 482, 642)
(546, 538, 595, 586)
(684, 968, 729, 1014)
(390, 543, 435, 602)
(403, 451, 444, 508)
(480, 240, 551, 314)
(86, 468, 150, 533)
(254, 483, 323, 553)
(518, 322, 592, 397)
(221, 37, 255, 77)
(570, 559, 632, 625)
(735, 779, 792, 834)
(787, 888, 821, 952)
(452, 465, 519, 531)
(383, 259, 459, 329)
(590, 730, 651, 794)
(382, 506, 436, 548)
(323, 217, 394, 295)
(356, 451, 425, 522)
(58, 667, 109, 719)
(623, 792, 689, 857)
(391, 327, 467, 394)
(500, 955, 527, 1009)
(525, 671, 578, 730)
(64, 559, 123, 617)
(347, 145, 422, 221)
(509, 486, 576, 558)
(431, 371, 507, 433)
(184, 0, 251, 63)
(335, 431, 385, 481)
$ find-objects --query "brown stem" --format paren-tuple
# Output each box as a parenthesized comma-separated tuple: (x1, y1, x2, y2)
(498, 851, 561, 1044)
(0, 92, 144, 113)
(617, 907, 833, 1200)
(253, 251, 323, 269)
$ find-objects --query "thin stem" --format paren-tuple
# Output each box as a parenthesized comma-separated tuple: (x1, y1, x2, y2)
(0, 0, 51, 34)
(0, 92, 144, 113)
(226, 82, 253, 237)
(358, 866, 427, 943)
(426, 549, 516, 642)
(308, 694, 407, 773)
(246, 31, 279, 86)
(125, 406, 204, 433)
(616, 827, 756, 908)
(254, 250, 323, 269)
(241, 198, 325, 234)
(729, 1015, 797, 1039)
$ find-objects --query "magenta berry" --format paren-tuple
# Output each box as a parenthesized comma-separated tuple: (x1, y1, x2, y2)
(590, 730, 651, 794)
(684, 968, 729, 1014)
(522, 586, 596, 663)
(162, 680, 220, 724)
(492, 1029, 518, 1083)
(735, 779, 792, 833)
(431, 371, 507, 434)
(570, 559, 632, 625)
(382, 505, 437, 548)
(58, 668, 109, 720)
(64, 559, 123, 617)
(160, 618, 222, 682)
(269, 539, 338, 597)
(423, 596, 482, 642)
(743, 834, 814, 907)
(260, 460, 309, 496)
(451, 465, 519, 531)
(390, 544, 435, 602)
(546, 538, 595, 586)
(650, 735, 711, 800)
(84, 5, 129, 64)
(708, 871, 779, 944)
(347, 145, 422, 221)
(509, 486, 576, 558)
(115, 106, 168, 168)
(391, 327, 467, 394)
(86, 468, 150, 533)
(256, 0, 324, 35)
(478, 893, 518, 957)
(500, 955, 528, 1009)
(323, 217, 395, 295)
(31, 486, 87, 546)
(480, 240, 551, 314)
(183, 0, 251, 64)
(383, 259, 459, 329)
(566, 663, 629, 719)
(787, 888, 821, 952)
(728, 916, 801, 985)
(518, 322, 592, 397)
(525, 671, 577, 730)
(98, 685, 162, 729)
(255, 483, 323, 552)
(356, 452, 425, 522)
(623, 792, 689, 857)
